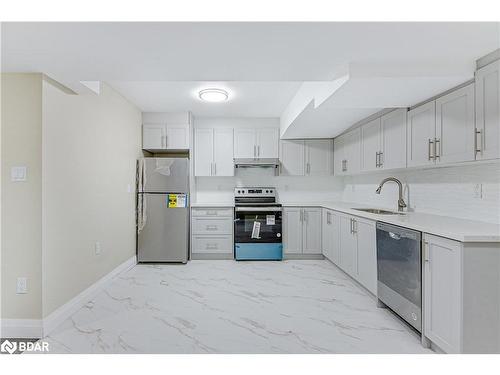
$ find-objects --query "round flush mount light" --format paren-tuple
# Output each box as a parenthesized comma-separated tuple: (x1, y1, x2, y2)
(198, 88, 229, 103)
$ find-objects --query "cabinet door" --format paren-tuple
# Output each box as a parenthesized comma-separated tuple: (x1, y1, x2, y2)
(213, 128, 234, 176)
(330, 211, 341, 265)
(436, 84, 475, 164)
(283, 208, 303, 254)
(303, 208, 322, 254)
(333, 135, 345, 176)
(257, 128, 279, 158)
(344, 128, 361, 175)
(475, 60, 500, 161)
(305, 140, 333, 176)
(356, 219, 377, 295)
(339, 214, 358, 277)
(234, 128, 256, 158)
(360, 118, 381, 172)
(166, 123, 190, 150)
(423, 234, 462, 354)
(381, 109, 407, 170)
(194, 128, 214, 176)
(407, 101, 436, 167)
(143, 123, 166, 150)
(280, 140, 305, 176)
(322, 209, 331, 259)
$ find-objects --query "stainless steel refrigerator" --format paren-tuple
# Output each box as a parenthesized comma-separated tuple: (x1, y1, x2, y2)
(137, 157, 189, 263)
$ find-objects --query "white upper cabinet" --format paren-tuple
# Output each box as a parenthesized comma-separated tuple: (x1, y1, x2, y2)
(344, 127, 361, 175)
(280, 140, 305, 176)
(407, 101, 436, 167)
(435, 84, 475, 164)
(142, 112, 191, 151)
(380, 108, 407, 170)
(143, 123, 166, 150)
(360, 118, 381, 172)
(333, 135, 346, 175)
(305, 140, 333, 176)
(280, 139, 332, 176)
(194, 128, 234, 177)
(234, 127, 279, 159)
(165, 123, 190, 150)
(475, 60, 500, 161)
(257, 128, 279, 158)
(213, 128, 234, 176)
(194, 128, 214, 177)
(233, 128, 256, 159)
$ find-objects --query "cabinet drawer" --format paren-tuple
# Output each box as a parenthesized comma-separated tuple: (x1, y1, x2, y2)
(192, 217, 233, 234)
(192, 208, 233, 217)
(192, 235, 233, 254)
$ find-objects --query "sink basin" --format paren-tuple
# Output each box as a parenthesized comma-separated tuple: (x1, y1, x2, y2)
(352, 208, 404, 215)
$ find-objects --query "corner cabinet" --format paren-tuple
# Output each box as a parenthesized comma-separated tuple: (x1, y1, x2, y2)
(283, 207, 322, 256)
(234, 128, 279, 159)
(475, 60, 500, 161)
(194, 128, 234, 176)
(280, 139, 332, 176)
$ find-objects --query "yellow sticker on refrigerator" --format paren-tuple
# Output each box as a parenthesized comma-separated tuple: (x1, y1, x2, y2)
(168, 194, 187, 208)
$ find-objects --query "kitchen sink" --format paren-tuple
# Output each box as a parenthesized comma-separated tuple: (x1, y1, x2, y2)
(352, 208, 405, 215)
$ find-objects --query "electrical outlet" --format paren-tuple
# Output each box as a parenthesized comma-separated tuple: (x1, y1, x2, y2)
(95, 241, 101, 255)
(473, 183, 483, 199)
(16, 277, 27, 294)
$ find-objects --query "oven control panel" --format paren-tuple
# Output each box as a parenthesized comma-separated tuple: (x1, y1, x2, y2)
(234, 187, 276, 197)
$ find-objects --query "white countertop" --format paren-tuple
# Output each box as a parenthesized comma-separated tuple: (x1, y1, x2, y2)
(191, 202, 234, 207)
(190, 200, 500, 242)
(282, 201, 500, 243)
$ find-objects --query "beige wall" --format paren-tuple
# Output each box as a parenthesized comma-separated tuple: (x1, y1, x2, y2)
(1, 73, 43, 320)
(42, 81, 141, 317)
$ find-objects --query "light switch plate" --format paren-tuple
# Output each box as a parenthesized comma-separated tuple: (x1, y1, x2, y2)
(16, 277, 27, 294)
(11, 166, 27, 181)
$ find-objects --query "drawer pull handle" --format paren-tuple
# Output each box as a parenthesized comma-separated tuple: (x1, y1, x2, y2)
(206, 243, 218, 249)
(207, 211, 217, 216)
(206, 225, 218, 230)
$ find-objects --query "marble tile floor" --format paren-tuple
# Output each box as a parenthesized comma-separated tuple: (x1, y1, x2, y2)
(40, 260, 432, 354)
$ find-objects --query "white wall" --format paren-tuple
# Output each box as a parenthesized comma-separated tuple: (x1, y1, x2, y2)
(342, 162, 500, 224)
(42, 81, 142, 317)
(1, 74, 43, 320)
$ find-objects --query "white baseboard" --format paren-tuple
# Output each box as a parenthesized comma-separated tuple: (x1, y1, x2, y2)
(42, 255, 136, 337)
(1, 319, 43, 339)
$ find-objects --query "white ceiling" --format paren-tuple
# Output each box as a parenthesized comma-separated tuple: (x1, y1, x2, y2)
(109, 81, 301, 116)
(2, 22, 499, 127)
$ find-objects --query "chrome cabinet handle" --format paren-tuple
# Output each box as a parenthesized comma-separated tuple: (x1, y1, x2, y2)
(423, 241, 430, 262)
(428, 139, 435, 160)
(350, 218, 353, 234)
(206, 243, 218, 250)
(475, 129, 483, 153)
(306, 163, 311, 174)
(434, 138, 440, 159)
(213, 162, 217, 175)
(206, 225, 218, 230)
(257, 145, 260, 157)
(207, 210, 217, 216)
(375, 151, 379, 168)
(253, 145, 256, 158)
(379, 151, 383, 168)
(299, 209, 303, 222)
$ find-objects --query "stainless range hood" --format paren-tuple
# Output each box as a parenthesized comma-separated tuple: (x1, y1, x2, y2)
(234, 158, 280, 174)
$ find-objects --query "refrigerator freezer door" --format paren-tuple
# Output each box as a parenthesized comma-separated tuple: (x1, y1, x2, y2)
(138, 158, 189, 193)
(137, 193, 189, 262)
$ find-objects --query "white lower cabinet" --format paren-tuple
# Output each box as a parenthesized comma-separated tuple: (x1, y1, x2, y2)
(284, 207, 322, 255)
(191, 208, 234, 258)
(334, 213, 377, 295)
(322, 209, 340, 264)
(423, 234, 462, 353)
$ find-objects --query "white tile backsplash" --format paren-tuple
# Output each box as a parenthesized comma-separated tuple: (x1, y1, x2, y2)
(342, 162, 500, 224)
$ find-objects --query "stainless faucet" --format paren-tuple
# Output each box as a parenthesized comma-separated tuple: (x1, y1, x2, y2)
(375, 177, 407, 212)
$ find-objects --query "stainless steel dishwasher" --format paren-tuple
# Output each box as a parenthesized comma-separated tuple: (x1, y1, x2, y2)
(376, 222, 422, 332)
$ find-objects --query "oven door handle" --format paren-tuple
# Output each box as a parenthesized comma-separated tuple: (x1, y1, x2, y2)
(235, 206, 282, 212)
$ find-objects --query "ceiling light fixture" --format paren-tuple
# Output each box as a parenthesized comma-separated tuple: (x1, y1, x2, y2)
(198, 88, 229, 103)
